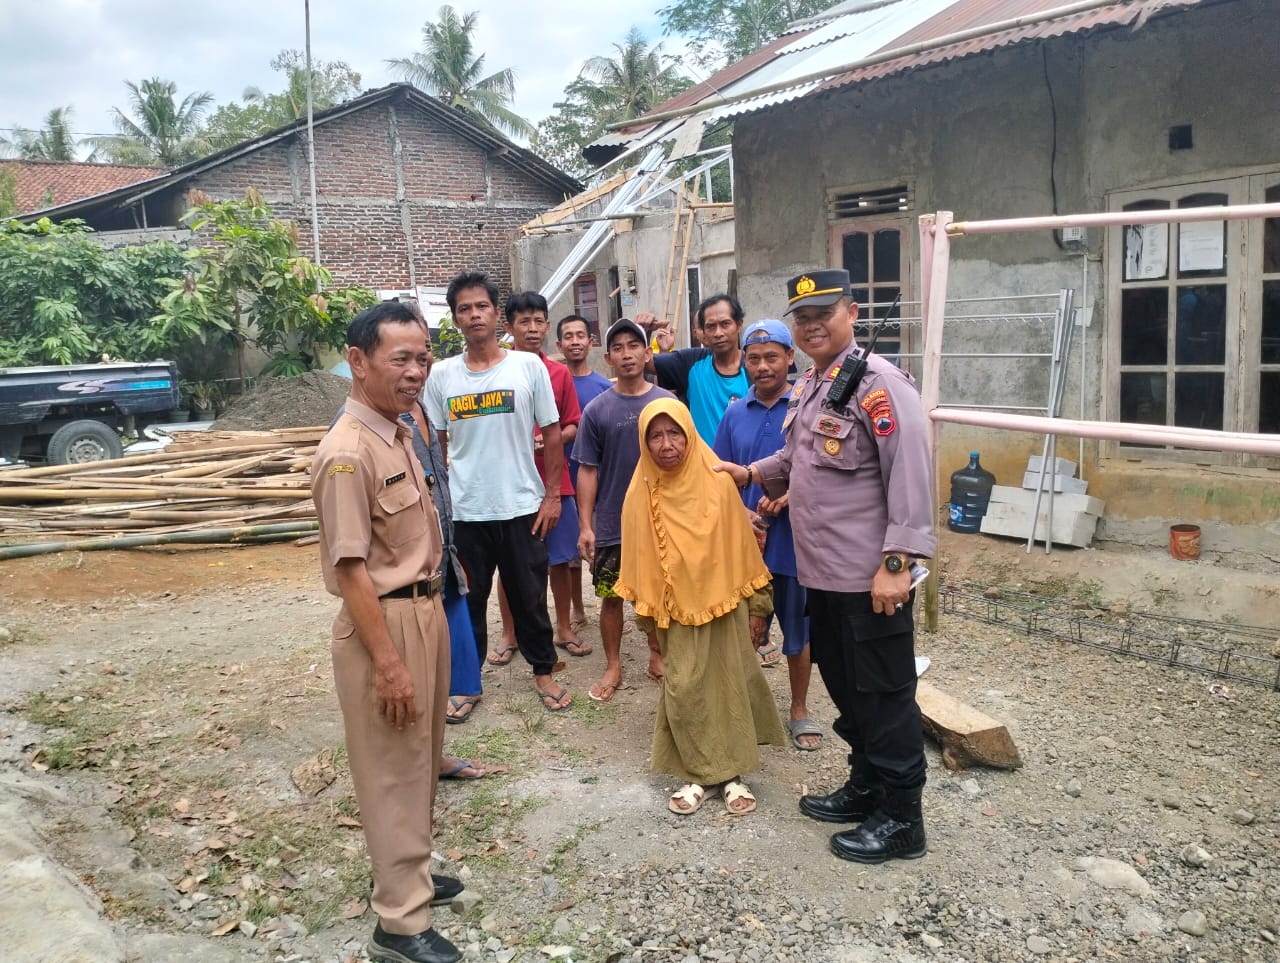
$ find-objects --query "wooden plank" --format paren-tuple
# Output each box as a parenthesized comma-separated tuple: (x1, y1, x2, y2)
(916, 679, 1022, 771)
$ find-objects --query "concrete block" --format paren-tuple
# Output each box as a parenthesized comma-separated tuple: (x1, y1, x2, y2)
(1026, 454, 1077, 476)
(980, 503, 1099, 547)
(989, 485, 1104, 517)
(1022, 471, 1089, 494)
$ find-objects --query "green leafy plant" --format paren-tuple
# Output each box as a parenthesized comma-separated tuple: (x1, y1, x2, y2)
(435, 314, 464, 358)
(153, 189, 375, 387)
(0, 217, 197, 367)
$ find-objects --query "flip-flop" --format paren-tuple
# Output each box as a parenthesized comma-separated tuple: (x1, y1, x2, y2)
(786, 717, 824, 752)
(556, 638, 594, 657)
(439, 757, 485, 781)
(668, 783, 705, 814)
(445, 695, 480, 725)
(535, 684, 573, 712)
(722, 780, 756, 815)
(588, 680, 623, 703)
(756, 642, 782, 668)
(486, 644, 517, 666)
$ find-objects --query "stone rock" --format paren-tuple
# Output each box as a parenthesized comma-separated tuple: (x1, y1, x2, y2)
(1094, 736, 1118, 750)
(1123, 906, 1164, 940)
(920, 933, 943, 949)
(959, 779, 981, 795)
(237, 920, 257, 938)
(542, 874, 561, 898)
(450, 891, 482, 915)
(1229, 809, 1256, 826)
(553, 916, 572, 936)
(1074, 903, 1095, 927)
(0, 626, 12, 644)
(1065, 778, 1083, 798)
(1026, 935, 1052, 954)
(1176, 910, 1208, 936)
(1180, 844, 1213, 868)
(495, 951, 517, 963)
(1074, 857, 1152, 898)
(0, 840, 125, 963)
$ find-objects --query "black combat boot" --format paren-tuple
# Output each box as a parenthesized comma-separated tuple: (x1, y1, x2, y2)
(799, 758, 882, 823)
(829, 783, 926, 864)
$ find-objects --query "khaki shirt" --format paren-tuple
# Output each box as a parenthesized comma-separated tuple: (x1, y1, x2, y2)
(312, 397, 443, 598)
(754, 351, 936, 593)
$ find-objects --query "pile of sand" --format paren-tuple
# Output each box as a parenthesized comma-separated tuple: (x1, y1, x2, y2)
(213, 370, 350, 431)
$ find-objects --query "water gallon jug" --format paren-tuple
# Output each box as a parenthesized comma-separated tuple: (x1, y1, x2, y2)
(948, 451, 996, 533)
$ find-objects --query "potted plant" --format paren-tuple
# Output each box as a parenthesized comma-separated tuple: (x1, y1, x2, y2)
(186, 381, 220, 420)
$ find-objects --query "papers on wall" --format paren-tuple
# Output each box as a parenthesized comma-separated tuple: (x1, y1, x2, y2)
(1124, 223, 1168, 280)
(1178, 220, 1226, 273)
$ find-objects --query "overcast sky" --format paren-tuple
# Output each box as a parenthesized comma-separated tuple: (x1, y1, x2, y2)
(0, 0, 686, 155)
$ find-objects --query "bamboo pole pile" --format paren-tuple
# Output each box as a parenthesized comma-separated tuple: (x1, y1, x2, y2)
(0, 427, 326, 556)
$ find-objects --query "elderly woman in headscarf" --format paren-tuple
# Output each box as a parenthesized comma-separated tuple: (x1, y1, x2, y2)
(614, 398, 786, 815)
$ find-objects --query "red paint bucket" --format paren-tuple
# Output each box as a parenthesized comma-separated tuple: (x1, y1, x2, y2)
(1169, 524, 1201, 561)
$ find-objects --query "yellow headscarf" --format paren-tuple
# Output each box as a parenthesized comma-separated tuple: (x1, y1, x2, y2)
(615, 398, 770, 628)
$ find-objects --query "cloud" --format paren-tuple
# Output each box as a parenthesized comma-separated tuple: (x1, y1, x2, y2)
(0, 0, 679, 153)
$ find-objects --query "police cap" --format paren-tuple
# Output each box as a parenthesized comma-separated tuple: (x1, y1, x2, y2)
(783, 269, 851, 315)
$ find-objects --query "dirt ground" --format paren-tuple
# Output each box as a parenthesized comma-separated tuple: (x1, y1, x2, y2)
(1, 531, 1277, 963)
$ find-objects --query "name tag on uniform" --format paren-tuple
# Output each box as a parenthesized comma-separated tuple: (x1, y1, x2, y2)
(383, 471, 407, 487)
(816, 416, 843, 437)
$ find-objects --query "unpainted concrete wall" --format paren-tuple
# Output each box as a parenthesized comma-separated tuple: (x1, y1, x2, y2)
(731, 0, 1280, 548)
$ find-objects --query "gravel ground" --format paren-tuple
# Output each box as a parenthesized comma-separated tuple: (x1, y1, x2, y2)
(0, 540, 1276, 963)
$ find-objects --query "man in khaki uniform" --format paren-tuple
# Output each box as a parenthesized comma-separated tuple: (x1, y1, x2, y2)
(312, 301, 461, 963)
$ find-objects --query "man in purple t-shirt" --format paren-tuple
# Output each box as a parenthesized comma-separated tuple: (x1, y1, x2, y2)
(575, 318, 674, 702)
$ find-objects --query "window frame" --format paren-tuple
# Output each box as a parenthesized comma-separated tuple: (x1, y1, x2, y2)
(1105, 170, 1280, 469)
(827, 209, 916, 377)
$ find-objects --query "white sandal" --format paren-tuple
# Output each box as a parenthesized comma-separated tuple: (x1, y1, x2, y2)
(722, 779, 756, 815)
(668, 783, 706, 814)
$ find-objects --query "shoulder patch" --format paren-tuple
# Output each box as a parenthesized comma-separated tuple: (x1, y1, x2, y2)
(327, 464, 355, 477)
(859, 388, 889, 413)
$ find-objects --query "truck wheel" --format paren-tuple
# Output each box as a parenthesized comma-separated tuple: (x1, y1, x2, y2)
(46, 420, 125, 465)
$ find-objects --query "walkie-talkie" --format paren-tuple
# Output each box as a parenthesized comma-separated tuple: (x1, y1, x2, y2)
(826, 291, 902, 409)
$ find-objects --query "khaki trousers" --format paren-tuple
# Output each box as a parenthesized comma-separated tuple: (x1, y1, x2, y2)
(332, 594, 449, 935)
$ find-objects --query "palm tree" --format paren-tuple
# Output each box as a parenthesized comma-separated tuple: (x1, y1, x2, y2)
(93, 78, 214, 167)
(5, 107, 80, 161)
(387, 6, 533, 138)
(571, 29, 691, 125)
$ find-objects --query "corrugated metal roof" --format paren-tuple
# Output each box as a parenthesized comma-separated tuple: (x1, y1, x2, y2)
(821, 0, 1202, 89)
(591, 0, 1207, 161)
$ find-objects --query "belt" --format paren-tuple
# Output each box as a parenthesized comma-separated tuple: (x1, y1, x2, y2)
(380, 574, 443, 600)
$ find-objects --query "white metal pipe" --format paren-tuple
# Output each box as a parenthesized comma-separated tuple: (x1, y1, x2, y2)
(303, 0, 322, 272)
(929, 408, 1280, 457)
(949, 202, 1280, 236)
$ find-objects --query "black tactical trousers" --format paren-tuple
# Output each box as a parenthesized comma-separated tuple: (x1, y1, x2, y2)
(807, 587, 927, 790)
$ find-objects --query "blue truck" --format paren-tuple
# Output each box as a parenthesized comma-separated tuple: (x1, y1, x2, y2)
(0, 361, 182, 465)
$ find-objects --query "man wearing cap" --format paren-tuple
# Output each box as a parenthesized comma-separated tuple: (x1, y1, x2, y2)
(712, 319, 821, 752)
(636, 294, 748, 445)
(716, 269, 936, 865)
(575, 318, 675, 701)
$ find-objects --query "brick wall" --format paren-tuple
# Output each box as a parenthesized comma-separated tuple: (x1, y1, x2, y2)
(185, 101, 567, 295)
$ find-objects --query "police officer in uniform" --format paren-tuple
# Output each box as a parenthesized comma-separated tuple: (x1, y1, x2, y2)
(717, 269, 936, 863)
(313, 301, 462, 963)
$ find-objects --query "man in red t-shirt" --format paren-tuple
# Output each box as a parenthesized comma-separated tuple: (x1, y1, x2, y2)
(491, 292, 590, 660)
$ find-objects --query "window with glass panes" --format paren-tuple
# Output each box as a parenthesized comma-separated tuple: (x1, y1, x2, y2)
(832, 221, 910, 366)
(1109, 172, 1280, 465)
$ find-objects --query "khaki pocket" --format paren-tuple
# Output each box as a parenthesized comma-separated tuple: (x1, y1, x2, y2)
(375, 481, 427, 547)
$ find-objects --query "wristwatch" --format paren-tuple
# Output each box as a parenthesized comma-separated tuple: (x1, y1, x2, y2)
(883, 553, 908, 573)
